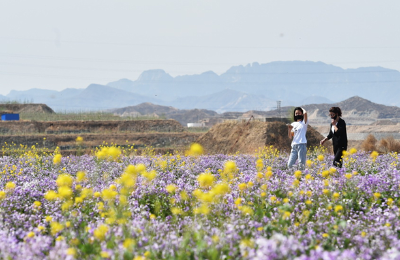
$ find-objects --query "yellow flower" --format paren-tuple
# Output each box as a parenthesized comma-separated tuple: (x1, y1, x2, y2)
(53, 154, 62, 164)
(107, 147, 121, 161)
(323, 180, 329, 187)
(322, 233, 329, 238)
(322, 189, 330, 195)
(76, 171, 86, 182)
(349, 148, 357, 154)
(270, 196, 277, 203)
(75, 197, 83, 204)
(240, 205, 254, 215)
(50, 222, 64, 236)
(212, 235, 219, 242)
(373, 192, 381, 199)
(100, 251, 110, 258)
(370, 151, 379, 161)
(261, 192, 266, 197)
(135, 164, 146, 173)
(45, 216, 53, 222)
(345, 173, 352, 179)
(81, 188, 93, 199)
(306, 191, 312, 197)
(33, 201, 41, 207)
(292, 179, 300, 187)
(197, 173, 215, 188)
(332, 192, 340, 200)
(5, 182, 16, 190)
(294, 170, 302, 179)
(283, 198, 289, 203)
(256, 159, 264, 171)
(265, 171, 273, 179)
(171, 207, 183, 215)
(238, 183, 247, 191)
(66, 248, 76, 256)
(193, 203, 210, 215)
(306, 160, 313, 167)
(101, 188, 118, 201)
(305, 200, 312, 205)
(0, 191, 6, 200)
(123, 238, 136, 248)
(145, 170, 157, 181)
(58, 186, 73, 199)
(166, 184, 177, 194)
(94, 191, 101, 198)
(118, 172, 136, 188)
(94, 224, 109, 240)
(76, 136, 83, 143)
(56, 174, 73, 187)
(305, 174, 312, 181)
(211, 183, 230, 195)
(26, 231, 35, 238)
(321, 170, 329, 178)
(317, 155, 324, 161)
(37, 225, 45, 232)
(387, 198, 394, 206)
(234, 198, 242, 206)
(187, 143, 204, 156)
(334, 205, 343, 212)
(283, 211, 291, 219)
(329, 167, 336, 174)
(61, 200, 73, 211)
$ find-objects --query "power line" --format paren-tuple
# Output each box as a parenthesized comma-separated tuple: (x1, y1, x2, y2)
(1, 36, 400, 50)
(0, 61, 399, 75)
(0, 52, 400, 66)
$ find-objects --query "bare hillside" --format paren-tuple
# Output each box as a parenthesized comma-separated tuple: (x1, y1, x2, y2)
(196, 121, 325, 154)
(0, 104, 55, 114)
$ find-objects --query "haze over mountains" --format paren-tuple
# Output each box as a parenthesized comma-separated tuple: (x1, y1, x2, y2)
(109, 96, 400, 127)
(3, 61, 400, 112)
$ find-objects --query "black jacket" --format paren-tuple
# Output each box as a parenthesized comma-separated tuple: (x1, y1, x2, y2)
(327, 118, 348, 149)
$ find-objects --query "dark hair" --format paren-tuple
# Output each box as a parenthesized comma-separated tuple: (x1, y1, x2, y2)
(293, 107, 303, 120)
(329, 107, 342, 117)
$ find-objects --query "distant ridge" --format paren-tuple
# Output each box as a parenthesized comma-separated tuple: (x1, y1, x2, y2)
(4, 61, 400, 111)
(110, 96, 400, 126)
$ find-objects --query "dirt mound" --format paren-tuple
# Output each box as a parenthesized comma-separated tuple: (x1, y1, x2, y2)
(196, 121, 325, 154)
(0, 104, 55, 114)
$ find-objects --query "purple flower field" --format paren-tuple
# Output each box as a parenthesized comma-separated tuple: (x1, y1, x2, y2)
(0, 145, 399, 259)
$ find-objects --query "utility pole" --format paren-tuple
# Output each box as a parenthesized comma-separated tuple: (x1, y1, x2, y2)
(277, 101, 281, 120)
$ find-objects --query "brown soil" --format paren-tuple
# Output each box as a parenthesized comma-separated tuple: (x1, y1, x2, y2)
(196, 121, 326, 154)
(0, 104, 54, 114)
(0, 120, 184, 135)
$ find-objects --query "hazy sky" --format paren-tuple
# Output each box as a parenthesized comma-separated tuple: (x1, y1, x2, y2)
(0, 0, 399, 95)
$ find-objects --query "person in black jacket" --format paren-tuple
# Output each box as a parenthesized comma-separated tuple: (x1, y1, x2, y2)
(320, 107, 348, 168)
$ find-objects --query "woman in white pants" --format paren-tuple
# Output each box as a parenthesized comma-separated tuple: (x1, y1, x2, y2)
(287, 107, 308, 169)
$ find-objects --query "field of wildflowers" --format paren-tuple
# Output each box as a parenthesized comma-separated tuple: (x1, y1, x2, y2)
(0, 143, 400, 259)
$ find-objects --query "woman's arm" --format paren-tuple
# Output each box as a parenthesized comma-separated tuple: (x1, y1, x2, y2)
(301, 107, 308, 124)
(287, 124, 293, 139)
(321, 124, 333, 145)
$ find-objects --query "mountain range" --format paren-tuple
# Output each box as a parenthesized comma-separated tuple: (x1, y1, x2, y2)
(2, 61, 400, 112)
(109, 96, 400, 126)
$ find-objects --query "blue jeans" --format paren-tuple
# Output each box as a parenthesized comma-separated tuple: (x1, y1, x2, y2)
(288, 143, 307, 169)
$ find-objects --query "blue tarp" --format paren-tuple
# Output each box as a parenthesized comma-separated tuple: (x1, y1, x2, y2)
(1, 114, 19, 121)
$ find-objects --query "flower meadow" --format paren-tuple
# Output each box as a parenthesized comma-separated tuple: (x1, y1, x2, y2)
(1, 143, 400, 260)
